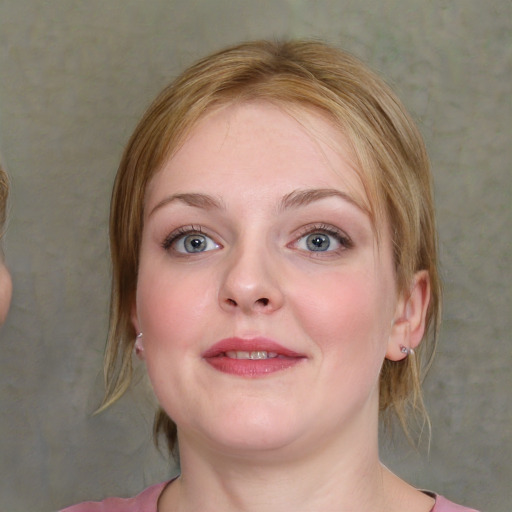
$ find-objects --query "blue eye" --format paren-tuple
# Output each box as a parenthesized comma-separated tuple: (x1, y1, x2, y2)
(304, 233, 331, 251)
(176, 233, 218, 253)
(163, 228, 220, 254)
(295, 227, 351, 253)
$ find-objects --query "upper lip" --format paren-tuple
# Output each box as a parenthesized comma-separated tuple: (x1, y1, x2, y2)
(202, 337, 305, 359)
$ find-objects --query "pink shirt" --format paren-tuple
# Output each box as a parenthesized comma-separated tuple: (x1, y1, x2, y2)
(60, 482, 479, 511)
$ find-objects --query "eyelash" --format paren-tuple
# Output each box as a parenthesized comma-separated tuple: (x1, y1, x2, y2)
(293, 224, 353, 253)
(161, 225, 208, 251)
(161, 223, 353, 254)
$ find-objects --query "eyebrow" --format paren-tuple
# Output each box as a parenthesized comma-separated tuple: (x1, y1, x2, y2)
(149, 193, 224, 217)
(279, 188, 367, 213)
(148, 188, 367, 217)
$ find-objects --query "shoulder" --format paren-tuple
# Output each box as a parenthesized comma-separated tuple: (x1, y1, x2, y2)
(59, 481, 168, 512)
(431, 494, 480, 512)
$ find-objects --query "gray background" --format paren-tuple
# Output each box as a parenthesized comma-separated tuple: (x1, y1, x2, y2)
(0, 1, 510, 511)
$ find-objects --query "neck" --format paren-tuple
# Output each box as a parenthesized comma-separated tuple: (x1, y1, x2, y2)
(159, 401, 406, 512)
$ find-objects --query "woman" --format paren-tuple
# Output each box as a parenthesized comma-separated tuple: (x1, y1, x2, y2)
(0, 166, 12, 326)
(63, 40, 478, 511)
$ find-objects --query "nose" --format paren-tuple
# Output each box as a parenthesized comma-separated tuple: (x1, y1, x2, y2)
(219, 242, 284, 315)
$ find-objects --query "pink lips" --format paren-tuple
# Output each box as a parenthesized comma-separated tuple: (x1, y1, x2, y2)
(202, 337, 306, 377)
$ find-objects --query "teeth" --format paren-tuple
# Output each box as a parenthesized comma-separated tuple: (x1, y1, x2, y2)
(225, 350, 278, 360)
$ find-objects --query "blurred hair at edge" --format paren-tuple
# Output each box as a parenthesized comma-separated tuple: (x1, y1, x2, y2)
(101, 39, 441, 452)
(0, 164, 12, 324)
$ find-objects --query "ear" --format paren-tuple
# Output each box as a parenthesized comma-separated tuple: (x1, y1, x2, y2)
(386, 270, 430, 361)
(131, 301, 145, 360)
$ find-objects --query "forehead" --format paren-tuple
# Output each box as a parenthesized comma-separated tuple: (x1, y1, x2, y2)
(146, 101, 371, 214)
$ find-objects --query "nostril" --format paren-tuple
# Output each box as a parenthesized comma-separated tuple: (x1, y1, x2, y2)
(221, 297, 272, 310)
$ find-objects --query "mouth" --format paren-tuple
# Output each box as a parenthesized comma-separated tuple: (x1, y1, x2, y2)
(202, 337, 306, 377)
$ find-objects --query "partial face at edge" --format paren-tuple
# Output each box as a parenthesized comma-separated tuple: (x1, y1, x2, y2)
(0, 258, 12, 325)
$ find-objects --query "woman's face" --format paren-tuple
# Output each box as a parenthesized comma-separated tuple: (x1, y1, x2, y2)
(134, 102, 406, 457)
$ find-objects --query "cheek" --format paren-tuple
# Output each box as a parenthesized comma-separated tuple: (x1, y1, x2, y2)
(135, 266, 217, 416)
(292, 269, 393, 356)
(136, 265, 217, 352)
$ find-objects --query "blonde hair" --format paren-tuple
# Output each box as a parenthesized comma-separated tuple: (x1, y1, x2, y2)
(102, 40, 441, 452)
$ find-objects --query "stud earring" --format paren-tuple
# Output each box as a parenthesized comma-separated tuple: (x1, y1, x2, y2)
(400, 345, 413, 357)
(134, 332, 144, 356)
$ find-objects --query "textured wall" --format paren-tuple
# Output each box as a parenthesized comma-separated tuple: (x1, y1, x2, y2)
(0, 1, 510, 511)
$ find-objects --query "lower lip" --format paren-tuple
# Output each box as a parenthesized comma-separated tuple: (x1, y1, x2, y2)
(204, 356, 304, 377)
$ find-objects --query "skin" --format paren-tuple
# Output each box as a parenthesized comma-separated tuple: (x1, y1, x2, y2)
(132, 102, 432, 512)
(0, 259, 11, 325)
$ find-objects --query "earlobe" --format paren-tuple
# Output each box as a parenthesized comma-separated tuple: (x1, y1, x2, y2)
(131, 302, 145, 360)
(386, 270, 430, 361)
(134, 332, 145, 359)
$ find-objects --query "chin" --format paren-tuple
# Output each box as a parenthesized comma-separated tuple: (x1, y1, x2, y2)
(213, 431, 303, 456)
(196, 406, 306, 455)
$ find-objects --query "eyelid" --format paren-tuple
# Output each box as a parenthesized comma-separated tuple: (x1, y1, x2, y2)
(162, 225, 200, 249)
(292, 223, 353, 252)
(162, 225, 220, 253)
